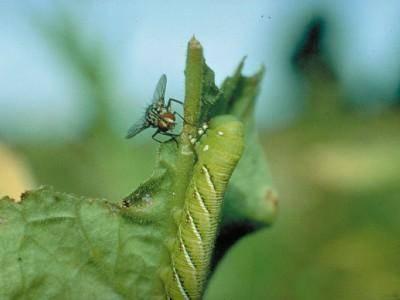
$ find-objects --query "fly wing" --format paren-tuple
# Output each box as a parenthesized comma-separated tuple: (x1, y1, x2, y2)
(125, 118, 149, 139)
(152, 74, 167, 104)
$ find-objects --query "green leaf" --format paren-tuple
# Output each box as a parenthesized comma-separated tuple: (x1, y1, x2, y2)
(0, 187, 167, 299)
(221, 62, 278, 225)
(224, 127, 278, 225)
(200, 58, 278, 225)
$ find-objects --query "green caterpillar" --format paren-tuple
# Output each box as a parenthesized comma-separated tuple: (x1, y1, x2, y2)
(164, 115, 244, 299)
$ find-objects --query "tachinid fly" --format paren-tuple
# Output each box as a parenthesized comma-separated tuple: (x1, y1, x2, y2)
(125, 74, 183, 143)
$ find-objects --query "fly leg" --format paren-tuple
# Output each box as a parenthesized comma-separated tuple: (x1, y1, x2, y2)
(173, 111, 186, 122)
(167, 98, 193, 125)
(174, 111, 196, 126)
(167, 98, 183, 110)
(160, 132, 180, 145)
(152, 130, 179, 145)
(151, 130, 163, 143)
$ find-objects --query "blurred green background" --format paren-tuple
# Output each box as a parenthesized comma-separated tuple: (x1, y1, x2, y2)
(1, 1, 400, 299)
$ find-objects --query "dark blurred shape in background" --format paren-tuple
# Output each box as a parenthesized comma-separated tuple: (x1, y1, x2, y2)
(292, 17, 327, 71)
(291, 16, 343, 116)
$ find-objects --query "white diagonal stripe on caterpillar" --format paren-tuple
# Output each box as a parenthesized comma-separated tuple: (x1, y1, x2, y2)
(172, 265, 190, 300)
(201, 165, 216, 194)
(194, 185, 210, 217)
(186, 209, 203, 244)
(178, 227, 196, 271)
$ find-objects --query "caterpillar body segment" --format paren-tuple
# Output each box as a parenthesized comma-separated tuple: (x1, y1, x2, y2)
(165, 115, 244, 299)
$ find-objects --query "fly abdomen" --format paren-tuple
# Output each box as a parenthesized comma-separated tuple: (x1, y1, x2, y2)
(146, 106, 161, 127)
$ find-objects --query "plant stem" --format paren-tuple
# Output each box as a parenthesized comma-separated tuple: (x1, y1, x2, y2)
(163, 37, 204, 299)
(173, 37, 204, 204)
(183, 36, 203, 134)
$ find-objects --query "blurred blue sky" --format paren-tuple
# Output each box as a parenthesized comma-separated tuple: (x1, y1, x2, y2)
(1, 0, 400, 140)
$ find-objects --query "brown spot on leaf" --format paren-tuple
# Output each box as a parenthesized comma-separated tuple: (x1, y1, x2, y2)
(265, 188, 278, 208)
